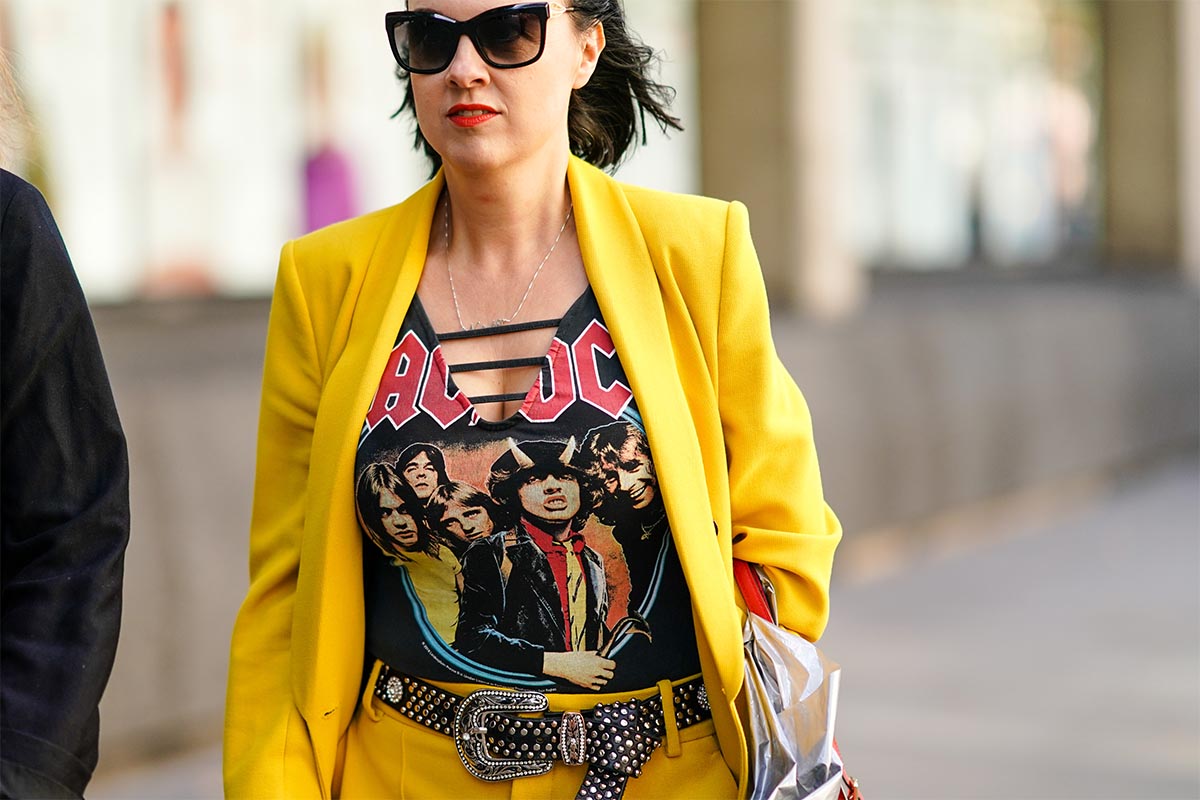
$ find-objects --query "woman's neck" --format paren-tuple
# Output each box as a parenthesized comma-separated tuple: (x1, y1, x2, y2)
(440, 151, 573, 280)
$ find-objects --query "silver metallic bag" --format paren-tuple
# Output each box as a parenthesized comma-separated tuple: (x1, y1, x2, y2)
(736, 561, 858, 800)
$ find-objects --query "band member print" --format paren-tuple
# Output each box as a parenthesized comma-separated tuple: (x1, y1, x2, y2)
(355, 462, 463, 643)
(355, 426, 665, 689)
(580, 422, 669, 613)
(456, 438, 615, 690)
(425, 481, 501, 560)
(396, 442, 450, 502)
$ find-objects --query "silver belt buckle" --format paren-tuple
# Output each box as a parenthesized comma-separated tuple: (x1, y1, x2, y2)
(453, 689, 553, 781)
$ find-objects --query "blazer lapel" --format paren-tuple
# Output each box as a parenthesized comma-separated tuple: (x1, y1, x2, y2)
(567, 158, 743, 698)
(292, 175, 444, 777)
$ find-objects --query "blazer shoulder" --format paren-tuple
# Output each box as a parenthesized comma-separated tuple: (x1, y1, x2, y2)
(619, 183, 741, 260)
(620, 183, 732, 230)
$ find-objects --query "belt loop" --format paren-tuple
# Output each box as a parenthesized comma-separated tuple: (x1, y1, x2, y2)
(362, 659, 386, 722)
(656, 679, 682, 757)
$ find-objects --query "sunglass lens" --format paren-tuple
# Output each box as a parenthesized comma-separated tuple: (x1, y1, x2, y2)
(476, 10, 542, 66)
(395, 17, 457, 72)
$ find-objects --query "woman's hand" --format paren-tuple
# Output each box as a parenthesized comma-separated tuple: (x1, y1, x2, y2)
(541, 651, 616, 690)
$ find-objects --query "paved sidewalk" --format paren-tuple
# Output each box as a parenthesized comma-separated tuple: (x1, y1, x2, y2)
(91, 744, 221, 800)
(89, 454, 1200, 799)
(821, 452, 1200, 799)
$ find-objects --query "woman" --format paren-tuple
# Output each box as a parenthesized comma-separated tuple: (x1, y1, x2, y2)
(225, 2, 841, 797)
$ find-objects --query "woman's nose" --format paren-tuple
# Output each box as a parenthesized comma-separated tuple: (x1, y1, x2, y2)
(445, 34, 490, 87)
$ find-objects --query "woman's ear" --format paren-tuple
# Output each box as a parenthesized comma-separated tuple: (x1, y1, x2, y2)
(573, 21, 605, 89)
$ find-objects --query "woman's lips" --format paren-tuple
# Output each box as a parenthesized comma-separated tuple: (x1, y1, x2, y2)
(448, 104, 498, 128)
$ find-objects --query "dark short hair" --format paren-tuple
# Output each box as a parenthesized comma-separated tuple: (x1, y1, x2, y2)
(394, 0, 683, 174)
(395, 443, 450, 490)
(486, 439, 599, 531)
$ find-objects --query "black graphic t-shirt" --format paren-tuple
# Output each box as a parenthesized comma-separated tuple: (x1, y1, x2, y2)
(355, 289, 701, 693)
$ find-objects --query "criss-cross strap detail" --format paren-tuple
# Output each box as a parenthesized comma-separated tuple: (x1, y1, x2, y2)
(435, 317, 565, 406)
(435, 317, 562, 341)
(449, 356, 546, 374)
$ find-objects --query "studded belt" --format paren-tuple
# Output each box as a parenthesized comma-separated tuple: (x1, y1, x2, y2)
(372, 662, 712, 800)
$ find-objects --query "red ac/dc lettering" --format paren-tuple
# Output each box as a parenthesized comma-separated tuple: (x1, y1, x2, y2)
(419, 347, 471, 430)
(572, 320, 633, 419)
(365, 321, 632, 433)
(364, 331, 427, 433)
(364, 333, 471, 434)
(522, 340, 576, 423)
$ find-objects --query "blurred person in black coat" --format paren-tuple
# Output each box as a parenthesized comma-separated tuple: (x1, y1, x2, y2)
(0, 167, 130, 798)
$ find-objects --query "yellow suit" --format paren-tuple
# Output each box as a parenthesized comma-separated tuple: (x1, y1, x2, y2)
(224, 156, 841, 798)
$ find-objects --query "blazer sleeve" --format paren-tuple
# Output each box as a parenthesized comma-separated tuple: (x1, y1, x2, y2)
(717, 201, 842, 641)
(223, 241, 323, 796)
(0, 173, 129, 799)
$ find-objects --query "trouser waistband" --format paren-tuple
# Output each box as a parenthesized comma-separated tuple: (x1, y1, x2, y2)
(372, 662, 712, 800)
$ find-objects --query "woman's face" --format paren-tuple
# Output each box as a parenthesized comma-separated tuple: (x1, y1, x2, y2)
(402, 451, 439, 499)
(408, 1, 604, 175)
(439, 500, 495, 546)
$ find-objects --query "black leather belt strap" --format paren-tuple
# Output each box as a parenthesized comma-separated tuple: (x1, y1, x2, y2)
(372, 663, 712, 799)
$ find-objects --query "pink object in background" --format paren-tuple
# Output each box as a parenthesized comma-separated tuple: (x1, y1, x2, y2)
(304, 144, 358, 233)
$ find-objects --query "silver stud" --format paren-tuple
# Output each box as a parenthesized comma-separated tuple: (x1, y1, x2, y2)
(384, 676, 405, 704)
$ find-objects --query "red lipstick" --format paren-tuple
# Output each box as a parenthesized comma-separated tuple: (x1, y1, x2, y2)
(448, 103, 499, 128)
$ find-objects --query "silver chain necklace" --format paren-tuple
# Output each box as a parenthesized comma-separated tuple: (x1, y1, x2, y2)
(443, 193, 574, 331)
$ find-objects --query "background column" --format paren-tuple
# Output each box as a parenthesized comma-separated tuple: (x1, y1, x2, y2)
(697, 0, 864, 318)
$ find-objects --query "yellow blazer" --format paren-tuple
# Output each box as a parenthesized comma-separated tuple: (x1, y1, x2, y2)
(224, 156, 841, 798)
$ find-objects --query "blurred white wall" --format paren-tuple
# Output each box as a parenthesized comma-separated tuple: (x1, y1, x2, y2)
(4, 0, 697, 302)
(841, 0, 1102, 271)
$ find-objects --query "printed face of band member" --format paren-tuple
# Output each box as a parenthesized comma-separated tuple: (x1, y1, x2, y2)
(517, 471, 581, 523)
(600, 439, 657, 510)
(439, 500, 494, 546)
(379, 488, 420, 548)
(402, 451, 438, 499)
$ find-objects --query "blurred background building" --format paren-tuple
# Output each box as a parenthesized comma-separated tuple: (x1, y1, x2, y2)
(1, 0, 1196, 795)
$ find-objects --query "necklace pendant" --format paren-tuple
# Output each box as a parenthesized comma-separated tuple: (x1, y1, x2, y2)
(464, 317, 510, 332)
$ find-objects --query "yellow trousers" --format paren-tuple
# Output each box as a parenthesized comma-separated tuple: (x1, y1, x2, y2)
(337, 663, 737, 799)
